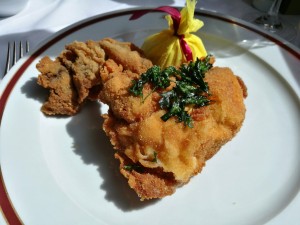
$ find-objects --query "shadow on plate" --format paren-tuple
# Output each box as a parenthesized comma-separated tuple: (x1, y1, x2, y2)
(21, 77, 48, 103)
(20, 76, 157, 210)
(66, 101, 159, 211)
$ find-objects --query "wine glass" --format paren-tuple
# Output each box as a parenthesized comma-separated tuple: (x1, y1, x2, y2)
(253, 0, 296, 41)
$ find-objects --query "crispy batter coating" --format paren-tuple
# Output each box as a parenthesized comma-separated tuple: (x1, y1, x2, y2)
(99, 59, 157, 123)
(37, 38, 152, 116)
(99, 38, 152, 74)
(115, 153, 176, 200)
(37, 38, 247, 200)
(37, 40, 105, 115)
(102, 66, 247, 199)
(59, 40, 105, 103)
(36, 56, 79, 115)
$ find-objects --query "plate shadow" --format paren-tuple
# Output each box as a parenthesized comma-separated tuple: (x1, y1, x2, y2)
(21, 77, 48, 103)
(66, 101, 159, 211)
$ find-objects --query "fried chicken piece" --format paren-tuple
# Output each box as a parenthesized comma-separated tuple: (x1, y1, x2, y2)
(36, 38, 247, 200)
(59, 40, 105, 103)
(99, 59, 156, 123)
(99, 38, 152, 74)
(102, 66, 247, 200)
(115, 152, 176, 199)
(37, 38, 152, 116)
(36, 56, 79, 115)
(37, 40, 105, 115)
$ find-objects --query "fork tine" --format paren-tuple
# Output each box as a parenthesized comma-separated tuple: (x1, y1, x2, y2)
(3, 40, 30, 77)
(26, 41, 29, 53)
(19, 41, 24, 58)
(12, 41, 17, 66)
(4, 42, 11, 75)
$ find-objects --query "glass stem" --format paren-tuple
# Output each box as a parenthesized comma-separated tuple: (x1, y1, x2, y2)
(268, 0, 282, 16)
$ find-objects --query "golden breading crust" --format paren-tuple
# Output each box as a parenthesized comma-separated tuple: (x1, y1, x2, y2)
(102, 66, 247, 200)
(37, 38, 247, 200)
(36, 38, 152, 116)
(37, 40, 105, 115)
(60, 40, 105, 103)
(115, 152, 176, 200)
(99, 38, 152, 74)
(36, 56, 79, 115)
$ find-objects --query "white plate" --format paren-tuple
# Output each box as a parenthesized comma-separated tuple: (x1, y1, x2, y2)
(0, 8, 300, 225)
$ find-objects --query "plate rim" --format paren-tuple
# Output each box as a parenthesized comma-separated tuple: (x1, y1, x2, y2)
(0, 7, 299, 225)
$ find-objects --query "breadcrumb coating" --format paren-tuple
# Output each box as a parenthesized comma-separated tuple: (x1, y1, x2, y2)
(37, 38, 247, 200)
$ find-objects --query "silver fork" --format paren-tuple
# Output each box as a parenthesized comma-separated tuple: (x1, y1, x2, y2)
(4, 40, 30, 76)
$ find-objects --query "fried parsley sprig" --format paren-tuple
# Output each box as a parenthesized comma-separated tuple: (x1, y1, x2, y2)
(129, 55, 213, 127)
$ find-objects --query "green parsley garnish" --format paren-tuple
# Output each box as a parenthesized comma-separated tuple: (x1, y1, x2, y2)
(152, 151, 158, 163)
(123, 164, 142, 172)
(129, 55, 213, 127)
(129, 65, 176, 98)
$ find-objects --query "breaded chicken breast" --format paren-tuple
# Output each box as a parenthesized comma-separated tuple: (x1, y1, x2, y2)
(101, 64, 247, 200)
